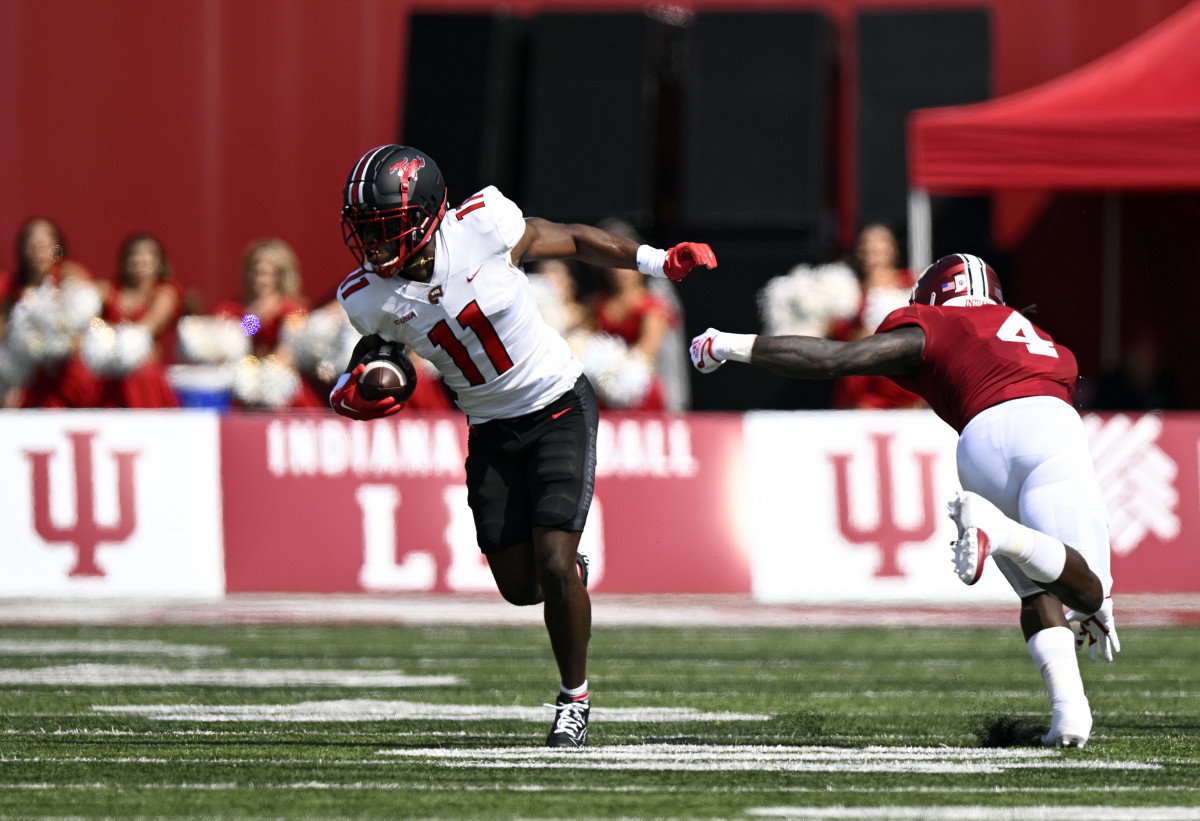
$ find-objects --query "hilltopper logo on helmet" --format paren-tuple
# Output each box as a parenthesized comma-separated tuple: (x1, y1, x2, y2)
(389, 156, 425, 189)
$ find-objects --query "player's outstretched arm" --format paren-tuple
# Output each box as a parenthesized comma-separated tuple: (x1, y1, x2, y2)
(513, 218, 716, 282)
(691, 327, 925, 379)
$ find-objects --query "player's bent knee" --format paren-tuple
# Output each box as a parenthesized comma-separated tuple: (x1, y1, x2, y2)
(496, 584, 544, 607)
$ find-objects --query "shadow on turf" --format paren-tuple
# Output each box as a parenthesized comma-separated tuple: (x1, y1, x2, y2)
(974, 715, 1048, 747)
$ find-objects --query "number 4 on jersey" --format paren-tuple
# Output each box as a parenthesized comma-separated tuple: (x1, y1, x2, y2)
(996, 312, 1058, 357)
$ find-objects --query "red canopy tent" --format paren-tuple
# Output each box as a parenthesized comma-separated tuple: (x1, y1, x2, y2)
(909, 0, 1200, 193)
(905, 0, 1200, 366)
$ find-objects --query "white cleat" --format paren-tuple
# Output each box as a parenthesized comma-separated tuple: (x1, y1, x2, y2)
(947, 491, 992, 585)
(1041, 713, 1092, 748)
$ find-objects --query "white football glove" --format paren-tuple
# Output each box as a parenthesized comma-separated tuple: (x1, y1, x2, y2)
(690, 328, 725, 372)
(1065, 597, 1120, 663)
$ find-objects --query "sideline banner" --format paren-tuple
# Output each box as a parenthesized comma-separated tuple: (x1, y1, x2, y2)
(2, 409, 1196, 598)
(743, 410, 1200, 602)
(743, 410, 1010, 603)
(0, 410, 225, 596)
(219, 411, 750, 594)
(1087, 412, 1200, 593)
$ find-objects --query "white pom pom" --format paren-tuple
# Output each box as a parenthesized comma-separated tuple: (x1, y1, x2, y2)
(578, 333, 652, 408)
(80, 318, 120, 375)
(230, 354, 299, 407)
(256, 356, 300, 407)
(58, 279, 103, 332)
(283, 308, 354, 384)
(757, 261, 862, 337)
(114, 322, 153, 372)
(860, 285, 911, 332)
(9, 285, 76, 362)
(231, 355, 262, 404)
(177, 316, 252, 364)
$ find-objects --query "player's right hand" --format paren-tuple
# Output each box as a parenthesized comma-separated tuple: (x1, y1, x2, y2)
(1066, 597, 1120, 663)
(330, 364, 404, 421)
(690, 328, 725, 373)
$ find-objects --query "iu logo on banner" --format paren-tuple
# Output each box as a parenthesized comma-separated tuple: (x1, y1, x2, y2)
(24, 430, 139, 577)
(1, 412, 225, 596)
(830, 432, 938, 578)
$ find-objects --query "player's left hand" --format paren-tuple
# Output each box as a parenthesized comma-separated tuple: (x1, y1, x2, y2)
(690, 328, 725, 372)
(664, 243, 717, 282)
(1066, 597, 1120, 663)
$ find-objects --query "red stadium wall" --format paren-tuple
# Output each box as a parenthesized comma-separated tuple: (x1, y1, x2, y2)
(0, 0, 1191, 316)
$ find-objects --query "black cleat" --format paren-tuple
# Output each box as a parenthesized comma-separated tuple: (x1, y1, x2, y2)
(546, 694, 589, 748)
(575, 552, 589, 589)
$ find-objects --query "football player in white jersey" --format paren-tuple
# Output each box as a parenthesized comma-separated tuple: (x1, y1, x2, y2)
(330, 145, 717, 747)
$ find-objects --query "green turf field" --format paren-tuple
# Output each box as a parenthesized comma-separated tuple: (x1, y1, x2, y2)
(1, 621, 1197, 819)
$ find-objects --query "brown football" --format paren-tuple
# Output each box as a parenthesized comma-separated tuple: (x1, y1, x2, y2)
(356, 344, 418, 402)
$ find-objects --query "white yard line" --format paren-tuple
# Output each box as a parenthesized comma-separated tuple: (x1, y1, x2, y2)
(0, 640, 225, 657)
(0, 664, 456, 688)
(0, 593, 1195, 627)
(748, 809, 1200, 821)
(4, 783, 1200, 795)
(374, 744, 1163, 774)
(92, 699, 768, 723)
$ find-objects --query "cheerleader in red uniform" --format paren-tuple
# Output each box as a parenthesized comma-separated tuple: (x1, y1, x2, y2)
(7, 216, 103, 409)
(87, 233, 183, 408)
(212, 237, 323, 408)
(584, 221, 681, 411)
(829, 223, 926, 410)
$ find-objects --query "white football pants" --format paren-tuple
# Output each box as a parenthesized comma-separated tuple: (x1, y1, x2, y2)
(956, 396, 1113, 600)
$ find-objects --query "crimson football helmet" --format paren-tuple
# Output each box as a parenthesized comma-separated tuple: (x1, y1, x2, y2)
(910, 253, 1004, 307)
(341, 145, 448, 275)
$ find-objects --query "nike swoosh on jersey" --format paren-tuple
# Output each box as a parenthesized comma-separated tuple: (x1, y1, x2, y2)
(467, 265, 482, 282)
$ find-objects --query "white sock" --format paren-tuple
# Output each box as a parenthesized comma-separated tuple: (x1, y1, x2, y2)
(989, 518, 1067, 583)
(560, 680, 588, 701)
(1027, 627, 1088, 718)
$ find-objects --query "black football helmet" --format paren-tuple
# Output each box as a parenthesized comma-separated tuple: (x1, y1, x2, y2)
(341, 145, 448, 275)
(911, 253, 1004, 307)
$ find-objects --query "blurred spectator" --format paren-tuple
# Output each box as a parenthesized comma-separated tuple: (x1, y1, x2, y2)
(210, 238, 323, 409)
(82, 232, 182, 408)
(1088, 327, 1182, 411)
(828, 224, 925, 410)
(2, 217, 103, 408)
(527, 258, 588, 339)
(579, 219, 688, 411)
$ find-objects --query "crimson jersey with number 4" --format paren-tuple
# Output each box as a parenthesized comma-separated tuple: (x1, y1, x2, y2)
(876, 304, 1078, 433)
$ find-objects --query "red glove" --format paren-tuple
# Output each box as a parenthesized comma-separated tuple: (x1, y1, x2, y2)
(330, 365, 404, 421)
(663, 243, 717, 282)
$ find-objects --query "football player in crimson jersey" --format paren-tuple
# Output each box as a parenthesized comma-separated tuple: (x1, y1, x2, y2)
(331, 145, 716, 747)
(692, 253, 1116, 748)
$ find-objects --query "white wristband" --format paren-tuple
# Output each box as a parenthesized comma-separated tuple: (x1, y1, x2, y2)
(712, 332, 757, 363)
(636, 245, 668, 278)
